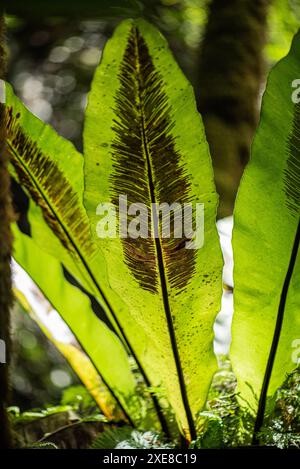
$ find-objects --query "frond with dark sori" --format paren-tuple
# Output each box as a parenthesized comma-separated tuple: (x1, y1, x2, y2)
(84, 18, 223, 439)
(110, 26, 195, 295)
(13, 227, 137, 428)
(6, 104, 96, 259)
(284, 102, 300, 217)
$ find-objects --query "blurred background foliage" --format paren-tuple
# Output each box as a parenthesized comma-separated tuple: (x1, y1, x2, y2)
(4, 0, 300, 413)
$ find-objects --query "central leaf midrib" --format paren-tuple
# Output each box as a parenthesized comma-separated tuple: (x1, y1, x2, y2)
(132, 29, 196, 439)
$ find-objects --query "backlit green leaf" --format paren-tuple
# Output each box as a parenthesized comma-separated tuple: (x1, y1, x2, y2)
(5, 79, 163, 432)
(84, 19, 223, 438)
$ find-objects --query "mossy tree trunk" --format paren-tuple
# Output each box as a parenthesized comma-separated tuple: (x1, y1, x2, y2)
(197, 0, 271, 217)
(0, 13, 13, 449)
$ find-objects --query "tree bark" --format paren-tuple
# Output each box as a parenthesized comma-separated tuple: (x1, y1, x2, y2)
(197, 0, 271, 217)
(0, 14, 13, 449)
